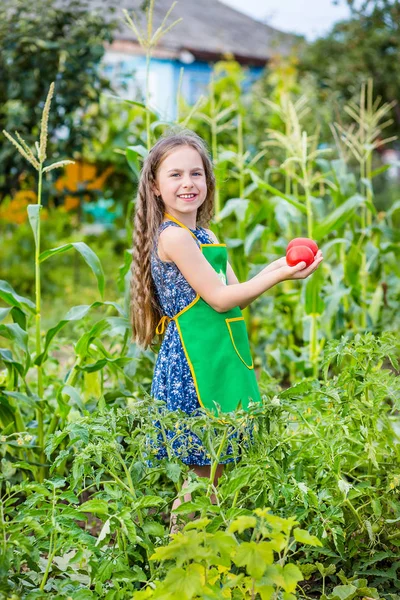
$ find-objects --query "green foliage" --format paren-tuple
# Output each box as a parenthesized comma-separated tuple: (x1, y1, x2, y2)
(1, 330, 399, 596)
(299, 0, 400, 138)
(133, 509, 320, 598)
(1, 5, 400, 596)
(0, 0, 117, 197)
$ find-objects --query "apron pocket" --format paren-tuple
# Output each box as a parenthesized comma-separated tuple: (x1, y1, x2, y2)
(225, 317, 254, 369)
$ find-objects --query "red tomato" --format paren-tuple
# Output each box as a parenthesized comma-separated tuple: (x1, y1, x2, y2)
(287, 237, 318, 256)
(286, 245, 315, 267)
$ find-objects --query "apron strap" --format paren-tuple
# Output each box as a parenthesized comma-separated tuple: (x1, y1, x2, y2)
(155, 213, 200, 336)
(164, 212, 199, 242)
(156, 314, 172, 334)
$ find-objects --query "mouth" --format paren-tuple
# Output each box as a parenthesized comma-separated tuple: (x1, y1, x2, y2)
(178, 193, 198, 202)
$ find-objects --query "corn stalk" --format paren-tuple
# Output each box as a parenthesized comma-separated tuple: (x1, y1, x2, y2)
(263, 94, 333, 376)
(195, 72, 237, 215)
(3, 83, 74, 481)
(331, 78, 397, 328)
(122, 0, 182, 150)
(262, 94, 310, 238)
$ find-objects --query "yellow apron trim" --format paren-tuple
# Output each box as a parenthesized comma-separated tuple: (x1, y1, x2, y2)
(163, 212, 198, 240)
(174, 317, 203, 408)
(156, 245, 228, 326)
(155, 296, 201, 335)
(163, 215, 226, 248)
(156, 315, 172, 334)
(173, 293, 200, 319)
(225, 317, 254, 370)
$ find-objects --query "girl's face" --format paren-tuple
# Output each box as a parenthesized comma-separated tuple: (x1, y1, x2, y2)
(153, 146, 207, 219)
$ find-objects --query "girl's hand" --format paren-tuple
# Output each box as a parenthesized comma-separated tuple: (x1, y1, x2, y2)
(277, 250, 323, 281)
(269, 257, 290, 270)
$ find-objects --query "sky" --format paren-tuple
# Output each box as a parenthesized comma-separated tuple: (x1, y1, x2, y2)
(221, 0, 352, 41)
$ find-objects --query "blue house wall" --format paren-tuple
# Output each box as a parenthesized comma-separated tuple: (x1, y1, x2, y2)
(102, 53, 264, 121)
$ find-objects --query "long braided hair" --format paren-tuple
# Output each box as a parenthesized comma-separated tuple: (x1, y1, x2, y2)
(130, 129, 216, 351)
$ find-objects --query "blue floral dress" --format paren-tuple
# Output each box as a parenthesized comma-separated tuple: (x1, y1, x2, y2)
(145, 220, 245, 467)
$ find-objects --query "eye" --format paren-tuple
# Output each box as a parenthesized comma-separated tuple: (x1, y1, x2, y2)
(170, 173, 180, 177)
(193, 172, 202, 176)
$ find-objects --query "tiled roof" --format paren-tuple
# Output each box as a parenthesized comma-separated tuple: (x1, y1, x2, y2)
(83, 0, 300, 63)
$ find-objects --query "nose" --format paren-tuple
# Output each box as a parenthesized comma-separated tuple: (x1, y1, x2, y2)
(182, 178, 194, 189)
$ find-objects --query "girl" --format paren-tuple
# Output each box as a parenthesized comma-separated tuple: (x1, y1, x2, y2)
(130, 129, 323, 534)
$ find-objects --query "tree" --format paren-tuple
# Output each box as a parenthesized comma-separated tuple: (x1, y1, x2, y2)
(298, 0, 400, 135)
(0, 0, 118, 198)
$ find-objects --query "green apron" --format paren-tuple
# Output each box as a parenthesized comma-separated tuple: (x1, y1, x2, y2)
(155, 213, 262, 418)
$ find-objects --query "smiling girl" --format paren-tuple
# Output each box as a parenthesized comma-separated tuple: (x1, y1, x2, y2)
(130, 129, 323, 534)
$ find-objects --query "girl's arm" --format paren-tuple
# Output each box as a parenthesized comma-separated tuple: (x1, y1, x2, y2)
(207, 228, 284, 310)
(221, 254, 322, 312)
(234, 260, 288, 310)
(159, 227, 323, 313)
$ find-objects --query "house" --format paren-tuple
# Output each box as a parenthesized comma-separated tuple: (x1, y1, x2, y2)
(87, 0, 299, 120)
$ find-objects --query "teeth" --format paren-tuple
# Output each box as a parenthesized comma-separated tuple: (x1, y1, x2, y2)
(179, 194, 196, 199)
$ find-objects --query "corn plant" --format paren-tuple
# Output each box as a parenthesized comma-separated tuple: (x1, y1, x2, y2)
(2, 83, 74, 479)
(262, 93, 334, 242)
(261, 94, 334, 376)
(262, 94, 310, 203)
(122, 0, 182, 151)
(330, 78, 397, 328)
(0, 83, 124, 482)
(192, 71, 238, 215)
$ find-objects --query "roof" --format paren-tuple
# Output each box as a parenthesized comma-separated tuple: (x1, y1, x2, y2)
(83, 0, 301, 65)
